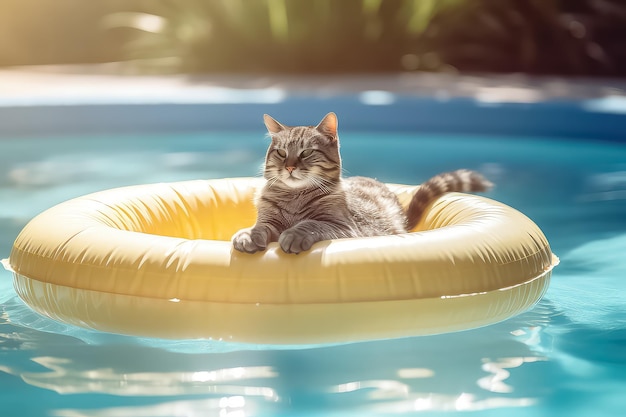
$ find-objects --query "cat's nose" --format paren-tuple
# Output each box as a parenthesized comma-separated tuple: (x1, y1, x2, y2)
(286, 166, 296, 174)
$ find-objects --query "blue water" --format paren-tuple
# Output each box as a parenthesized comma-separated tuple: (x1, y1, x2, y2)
(1, 131, 625, 417)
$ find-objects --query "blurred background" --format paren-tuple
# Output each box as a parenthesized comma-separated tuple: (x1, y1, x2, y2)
(2, 0, 626, 77)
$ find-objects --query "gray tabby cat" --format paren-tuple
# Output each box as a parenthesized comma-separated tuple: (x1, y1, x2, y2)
(232, 112, 493, 254)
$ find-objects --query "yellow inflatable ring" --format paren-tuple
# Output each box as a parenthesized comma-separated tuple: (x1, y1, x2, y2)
(5, 177, 558, 344)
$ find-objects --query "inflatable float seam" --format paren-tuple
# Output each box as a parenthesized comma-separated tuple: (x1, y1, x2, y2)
(8, 247, 552, 304)
(12, 267, 552, 307)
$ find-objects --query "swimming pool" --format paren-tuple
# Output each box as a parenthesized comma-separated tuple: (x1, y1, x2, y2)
(1, 83, 625, 416)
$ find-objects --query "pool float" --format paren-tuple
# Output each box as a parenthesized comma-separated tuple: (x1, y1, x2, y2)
(3, 177, 558, 344)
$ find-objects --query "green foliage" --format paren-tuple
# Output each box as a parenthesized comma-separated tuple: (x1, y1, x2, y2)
(102, 0, 464, 73)
(2, 0, 625, 75)
(102, 0, 626, 75)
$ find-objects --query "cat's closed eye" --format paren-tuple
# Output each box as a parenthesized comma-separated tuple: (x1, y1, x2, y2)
(275, 149, 287, 158)
(300, 149, 315, 158)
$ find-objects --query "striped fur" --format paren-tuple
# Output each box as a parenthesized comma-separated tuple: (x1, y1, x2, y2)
(232, 113, 492, 254)
(406, 169, 493, 231)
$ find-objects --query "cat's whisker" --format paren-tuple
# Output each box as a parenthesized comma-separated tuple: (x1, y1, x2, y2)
(320, 181, 333, 195)
(266, 174, 281, 189)
(306, 175, 332, 195)
(320, 176, 337, 193)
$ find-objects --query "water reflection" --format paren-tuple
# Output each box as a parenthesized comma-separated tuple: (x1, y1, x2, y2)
(366, 392, 536, 414)
(53, 397, 254, 417)
(478, 357, 547, 394)
(19, 357, 278, 397)
(0, 298, 555, 416)
(5, 149, 257, 188)
(334, 379, 411, 399)
(579, 170, 626, 202)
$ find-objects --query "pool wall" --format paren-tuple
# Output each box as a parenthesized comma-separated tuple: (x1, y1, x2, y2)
(2, 95, 626, 141)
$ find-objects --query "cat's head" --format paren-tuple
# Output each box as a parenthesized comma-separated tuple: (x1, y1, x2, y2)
(262, 112, 341, 190)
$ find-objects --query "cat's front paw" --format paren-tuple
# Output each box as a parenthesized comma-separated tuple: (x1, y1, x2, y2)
(279, 229, 318, 254)
(232, 227, 269, 254)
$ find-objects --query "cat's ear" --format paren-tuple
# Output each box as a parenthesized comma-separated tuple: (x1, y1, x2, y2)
(316, 112, 338, 140)
(263, 114, 286, 135)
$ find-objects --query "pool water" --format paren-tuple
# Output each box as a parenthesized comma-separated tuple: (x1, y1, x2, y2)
(1, 131, 625, 417)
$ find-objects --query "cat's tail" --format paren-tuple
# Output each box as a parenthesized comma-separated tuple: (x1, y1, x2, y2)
(405, 169, 493, 231)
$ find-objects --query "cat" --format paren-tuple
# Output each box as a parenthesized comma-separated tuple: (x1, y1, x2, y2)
(232, 112, 493, 254)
